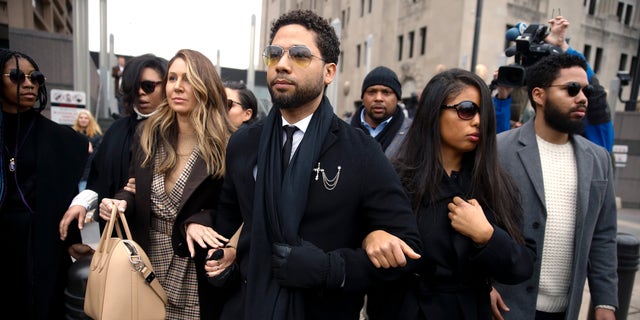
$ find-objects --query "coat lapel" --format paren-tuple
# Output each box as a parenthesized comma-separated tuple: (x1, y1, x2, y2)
(178, 156, 208, 209)
(516, 121, 546, 213)
(571, 137, 594, 242)
(318, 116, 340, 158)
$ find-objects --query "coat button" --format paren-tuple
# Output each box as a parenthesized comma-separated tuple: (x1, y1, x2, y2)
(532, 222, 540, 229)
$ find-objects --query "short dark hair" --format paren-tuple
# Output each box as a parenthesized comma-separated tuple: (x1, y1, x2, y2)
(269, 9, 340, 65)
(525, 53, 588, 109)
(120, 54, 168, 115)
(223, 80, 258, 124)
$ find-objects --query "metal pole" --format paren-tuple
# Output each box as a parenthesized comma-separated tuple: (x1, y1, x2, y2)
(329, 18, 342, 113)
(216, 50, 221, 76)
(98, 0, 109, 119)
(247, 14, 256, 92)
(625, 37, 640, 111)
(72, 0, 90, 112)
(109, 33, 115, 107)
(470, 0, 483, 73)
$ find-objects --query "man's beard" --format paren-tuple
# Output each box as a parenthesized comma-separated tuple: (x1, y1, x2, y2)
(269, 73, 325, 110)
(543, 97, 586, 135)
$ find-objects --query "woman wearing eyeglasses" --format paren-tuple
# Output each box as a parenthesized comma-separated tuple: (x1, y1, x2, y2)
(224, 80, 259, 131)
(0, 49, 90, 318)
(364, 68, 536, 320)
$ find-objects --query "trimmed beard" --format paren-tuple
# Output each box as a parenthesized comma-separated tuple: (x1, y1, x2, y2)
(269, 72, 325, 110)
(543, 97, 586, 135)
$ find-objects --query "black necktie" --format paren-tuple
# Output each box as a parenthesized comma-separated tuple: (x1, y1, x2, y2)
(282, 125, 297, 172)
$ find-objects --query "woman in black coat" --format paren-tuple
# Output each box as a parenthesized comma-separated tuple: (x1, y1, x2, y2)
(0, 49, 88, 319)
(364, 69, 536, 320)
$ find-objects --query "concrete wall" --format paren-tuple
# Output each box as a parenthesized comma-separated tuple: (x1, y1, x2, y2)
(613, 111, 640, 208)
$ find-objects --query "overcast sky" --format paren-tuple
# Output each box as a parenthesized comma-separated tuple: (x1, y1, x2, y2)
(88, 0, 263, 69)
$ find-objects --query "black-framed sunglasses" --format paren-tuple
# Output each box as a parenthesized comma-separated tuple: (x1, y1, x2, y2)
(3, 69, 46, 85)
(262, 45, 325, 68)
(547, 82, 594, 98)
(140, 80, 162, 94)
(440, 101, 481, 120)
(227, 99, 243, 110)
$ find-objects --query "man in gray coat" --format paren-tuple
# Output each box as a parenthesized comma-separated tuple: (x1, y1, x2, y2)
(348, 66, 411, 159)
(492, 53, 618, 320)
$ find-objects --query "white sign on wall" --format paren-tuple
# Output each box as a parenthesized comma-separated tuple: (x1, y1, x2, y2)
(50, 89, 86, 125)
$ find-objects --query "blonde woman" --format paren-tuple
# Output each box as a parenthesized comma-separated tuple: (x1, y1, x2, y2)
(72, 109, 103, 190)
(99, 49, 234, 319)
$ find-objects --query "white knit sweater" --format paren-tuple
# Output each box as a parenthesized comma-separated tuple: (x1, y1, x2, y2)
(535, 136, 578, 313)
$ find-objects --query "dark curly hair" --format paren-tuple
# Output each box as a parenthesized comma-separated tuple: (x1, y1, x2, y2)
(525, 53, 588, 109)
(0, 49, 48, 111)
(269, 9, 340, 65)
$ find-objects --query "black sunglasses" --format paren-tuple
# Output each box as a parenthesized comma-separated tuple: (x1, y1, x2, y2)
(262, 45, 324, 68)
(227, 99, 243, 110)
(440, 101, 480, 120)
(547, 82, 594, 98)
(3, 69, 46, 85)
(140, 80, 162, 94)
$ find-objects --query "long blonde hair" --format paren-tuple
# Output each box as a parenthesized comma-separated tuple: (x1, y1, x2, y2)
(72, 109, 103, 138)
(139, 49, 233, 178)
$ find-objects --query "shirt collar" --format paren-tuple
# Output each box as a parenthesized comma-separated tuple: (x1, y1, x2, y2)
(282, 112, 313, 134)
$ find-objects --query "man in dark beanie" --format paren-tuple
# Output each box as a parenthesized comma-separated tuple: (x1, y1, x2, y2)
(348, 66, 412, 159)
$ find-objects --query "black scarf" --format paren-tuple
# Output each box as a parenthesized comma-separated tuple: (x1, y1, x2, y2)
(350, 105, 404, 151)
(246, 96, 334, 319)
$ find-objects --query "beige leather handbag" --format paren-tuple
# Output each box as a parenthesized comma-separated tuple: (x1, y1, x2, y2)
(84, 206, 167, 320)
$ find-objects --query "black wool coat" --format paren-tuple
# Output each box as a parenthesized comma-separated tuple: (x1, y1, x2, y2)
(214, 114, 422, 320)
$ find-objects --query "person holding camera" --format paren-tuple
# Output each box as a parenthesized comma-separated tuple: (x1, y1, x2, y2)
(493, 16, 614, 153)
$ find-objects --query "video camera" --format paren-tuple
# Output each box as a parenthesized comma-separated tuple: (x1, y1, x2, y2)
(495, 23, 563, 87)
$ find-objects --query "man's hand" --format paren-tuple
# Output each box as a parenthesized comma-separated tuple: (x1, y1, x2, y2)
(593, 307, 615, 320)
(545, 15, 570, 51)
(272, 241, 344, 289)
(362, 230, 420, 268)
(490, 287, 509, 320)
(59, 205, 89, 240)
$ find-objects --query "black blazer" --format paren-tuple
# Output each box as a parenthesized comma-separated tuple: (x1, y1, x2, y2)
(215, 115, 422, 320)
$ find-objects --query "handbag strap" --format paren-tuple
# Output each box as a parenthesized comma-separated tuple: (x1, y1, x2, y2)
(122, 240, 168, 304)
(95, 205, 135, 255)
(96, 206, 119, 254)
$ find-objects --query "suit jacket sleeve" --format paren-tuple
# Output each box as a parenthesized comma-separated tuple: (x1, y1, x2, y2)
(334, 137, 422, 292)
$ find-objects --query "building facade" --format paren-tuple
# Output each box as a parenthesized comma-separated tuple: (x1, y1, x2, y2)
(260, 0, 640, 117)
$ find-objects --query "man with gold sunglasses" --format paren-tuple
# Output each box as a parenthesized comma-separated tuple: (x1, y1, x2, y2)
(212, 9, 421, 320)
